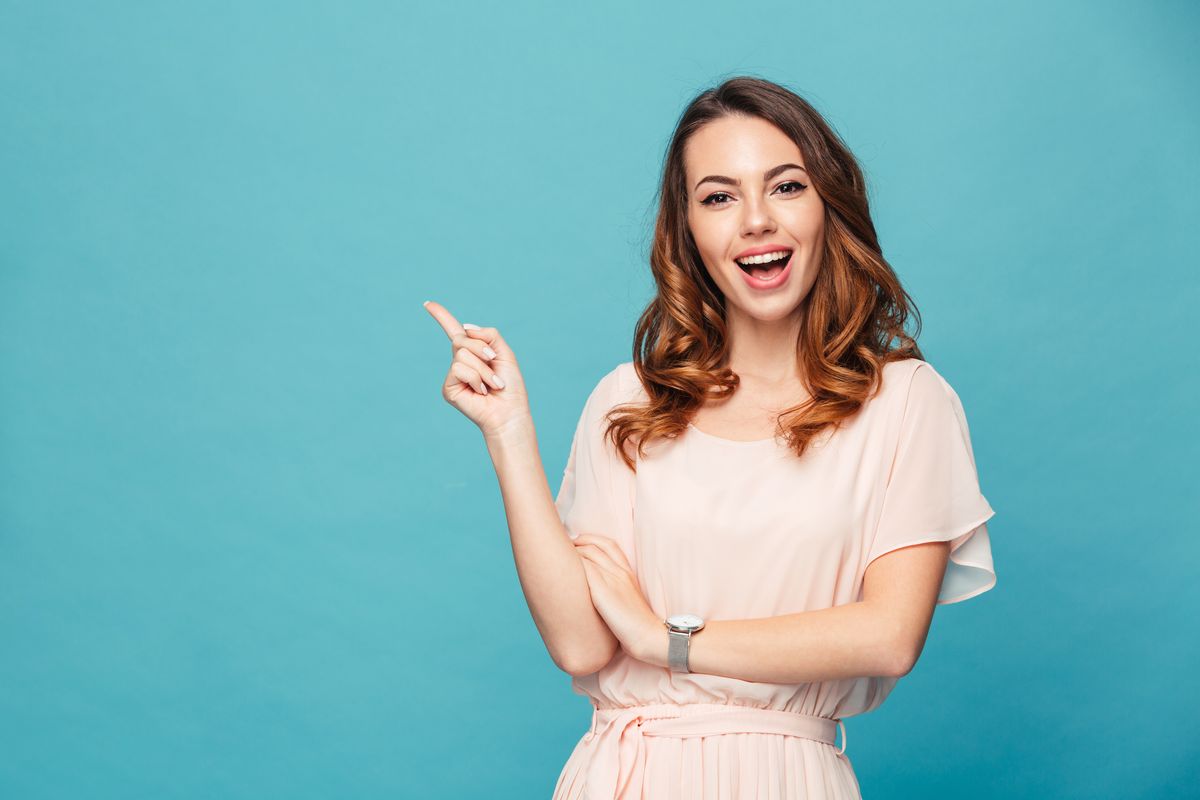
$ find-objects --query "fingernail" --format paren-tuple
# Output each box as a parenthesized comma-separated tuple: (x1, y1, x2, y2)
(490, 373, 505, 389)
(463, 323, 481, 330)
(482, 345, 497, 359)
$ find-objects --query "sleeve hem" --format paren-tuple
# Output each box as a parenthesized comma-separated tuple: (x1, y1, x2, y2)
(866, 507, 997, 606)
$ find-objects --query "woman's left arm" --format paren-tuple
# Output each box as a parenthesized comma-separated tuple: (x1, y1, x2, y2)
(575, 534, 949, 683)
(663, 540, 950, 682)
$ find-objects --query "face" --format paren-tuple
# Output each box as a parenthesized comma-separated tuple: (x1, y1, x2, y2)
(684, 114, 825, 323)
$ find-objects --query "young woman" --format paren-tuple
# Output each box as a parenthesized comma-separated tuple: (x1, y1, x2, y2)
(424, 76, 997, 799)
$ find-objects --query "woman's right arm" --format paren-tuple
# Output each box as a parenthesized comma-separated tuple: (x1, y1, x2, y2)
(423, 300, 617, 677)
(485, 421, 620, 677)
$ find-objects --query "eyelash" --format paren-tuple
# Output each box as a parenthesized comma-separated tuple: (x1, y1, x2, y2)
(700, 180, 808, 207)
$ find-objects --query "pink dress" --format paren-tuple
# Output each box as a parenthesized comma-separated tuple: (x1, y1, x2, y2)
(551, 358, 997, 799)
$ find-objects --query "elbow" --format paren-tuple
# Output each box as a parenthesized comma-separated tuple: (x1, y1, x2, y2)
(560, 658, 598, 679)
(870, 607, 924, 678)
(557, 654, 599, 679)
(886, 637, 921, 678)
(890, 652, 916, 678)
(553, 648, 588, 678)
(870, 623, 917, 678)
(558, 639, 619, 678)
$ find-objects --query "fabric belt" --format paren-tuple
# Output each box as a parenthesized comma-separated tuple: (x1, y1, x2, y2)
(582, 702, 848, 799)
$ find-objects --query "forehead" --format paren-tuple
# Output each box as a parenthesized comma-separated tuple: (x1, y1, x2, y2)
(684, 115, 804, 178)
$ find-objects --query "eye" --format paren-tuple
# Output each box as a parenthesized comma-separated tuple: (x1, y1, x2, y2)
(700, 192, 732, 207)
(700, 181, 808, 207)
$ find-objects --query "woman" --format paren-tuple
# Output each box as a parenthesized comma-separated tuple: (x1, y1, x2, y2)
(423, 76, 997, 799)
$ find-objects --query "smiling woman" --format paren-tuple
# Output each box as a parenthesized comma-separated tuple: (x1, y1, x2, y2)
(425, 74, 999, 800)
(534, 76, 999, 800)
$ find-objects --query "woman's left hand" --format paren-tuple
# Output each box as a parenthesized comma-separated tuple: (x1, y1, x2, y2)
(573, 534, 666, 666)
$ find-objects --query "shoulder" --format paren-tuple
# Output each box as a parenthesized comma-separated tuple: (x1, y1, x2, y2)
(878, 357, 959, 403)
(583, 360, 643, 413)
(590, 360, 629, 399)
(609, 360, 646, 402)
(880, 358, 978, 443)
(872, 357, 971, 425)
(873, 358, 925, 407)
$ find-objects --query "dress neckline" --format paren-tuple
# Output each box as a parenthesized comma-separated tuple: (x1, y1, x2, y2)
(686, 422, 780, 446)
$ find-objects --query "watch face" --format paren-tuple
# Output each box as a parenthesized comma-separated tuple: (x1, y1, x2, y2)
(667, 613, 705, 631)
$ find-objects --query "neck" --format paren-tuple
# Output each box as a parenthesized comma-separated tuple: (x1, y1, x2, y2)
(724, 306, 806, 385)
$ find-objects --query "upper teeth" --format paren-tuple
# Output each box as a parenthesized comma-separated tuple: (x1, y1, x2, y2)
(735, 250, 791, 266)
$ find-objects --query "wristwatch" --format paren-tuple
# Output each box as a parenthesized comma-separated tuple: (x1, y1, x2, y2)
(664, 613, 705, 672)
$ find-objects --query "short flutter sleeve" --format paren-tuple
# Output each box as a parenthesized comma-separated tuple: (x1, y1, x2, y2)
(553, 364, 638, 571)
(866, 362, 997, 604)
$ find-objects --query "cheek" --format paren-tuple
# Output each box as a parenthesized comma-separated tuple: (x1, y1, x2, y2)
(688, 238, 726, 283)
(689, 227, 715, 260)
(698, 254, 732, 292)
(690, 223, 736, 275)
(689, 209, 734, 252)
(798, 205, 825, 241)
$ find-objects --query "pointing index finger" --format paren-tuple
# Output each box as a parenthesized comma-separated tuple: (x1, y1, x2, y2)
(422, 300, 466, 341)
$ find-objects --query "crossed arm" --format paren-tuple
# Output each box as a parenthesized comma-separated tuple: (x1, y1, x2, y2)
(574, 536, 951, 683)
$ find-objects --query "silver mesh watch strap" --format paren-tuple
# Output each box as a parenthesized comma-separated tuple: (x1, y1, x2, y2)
(667, 628, 691, 672)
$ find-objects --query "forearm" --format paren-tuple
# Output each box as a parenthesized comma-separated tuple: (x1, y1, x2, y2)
(637, 601, 906, 683)
(485, 420, 617, 677)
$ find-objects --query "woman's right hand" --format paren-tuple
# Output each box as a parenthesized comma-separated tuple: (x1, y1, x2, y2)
(423, 300, 532, 439)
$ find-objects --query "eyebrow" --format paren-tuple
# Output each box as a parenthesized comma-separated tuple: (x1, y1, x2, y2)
(693, 163, 808, 192)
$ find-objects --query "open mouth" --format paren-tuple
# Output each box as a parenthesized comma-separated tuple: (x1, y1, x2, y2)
(735, 249, 792, 281)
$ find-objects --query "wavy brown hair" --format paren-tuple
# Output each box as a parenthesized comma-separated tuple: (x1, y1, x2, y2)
(605, 75, 925, 471)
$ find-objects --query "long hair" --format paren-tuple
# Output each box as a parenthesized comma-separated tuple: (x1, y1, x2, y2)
(605, 75, 924, 471)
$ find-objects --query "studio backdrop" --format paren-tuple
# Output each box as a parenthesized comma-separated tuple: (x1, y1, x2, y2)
(1, 1, 1195, 798)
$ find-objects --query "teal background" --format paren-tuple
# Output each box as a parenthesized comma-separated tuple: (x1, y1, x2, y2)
(2, 1, 1196, 797)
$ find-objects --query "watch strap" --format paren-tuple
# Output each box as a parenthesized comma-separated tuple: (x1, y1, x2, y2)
(667, 628, 691, 672)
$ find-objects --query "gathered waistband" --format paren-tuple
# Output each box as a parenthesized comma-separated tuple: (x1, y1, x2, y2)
(582, 703, 848, 799)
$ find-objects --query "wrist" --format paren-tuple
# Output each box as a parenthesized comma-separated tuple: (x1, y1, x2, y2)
(483, 415, 536, 453)
(638, 621, 669, 668)
(661, 613, 707, 673)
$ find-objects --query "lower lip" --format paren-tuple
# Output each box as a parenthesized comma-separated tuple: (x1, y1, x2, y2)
(737, 252, 792, 290)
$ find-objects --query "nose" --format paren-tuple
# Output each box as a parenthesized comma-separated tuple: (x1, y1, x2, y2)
(739, 194, 777, 238)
